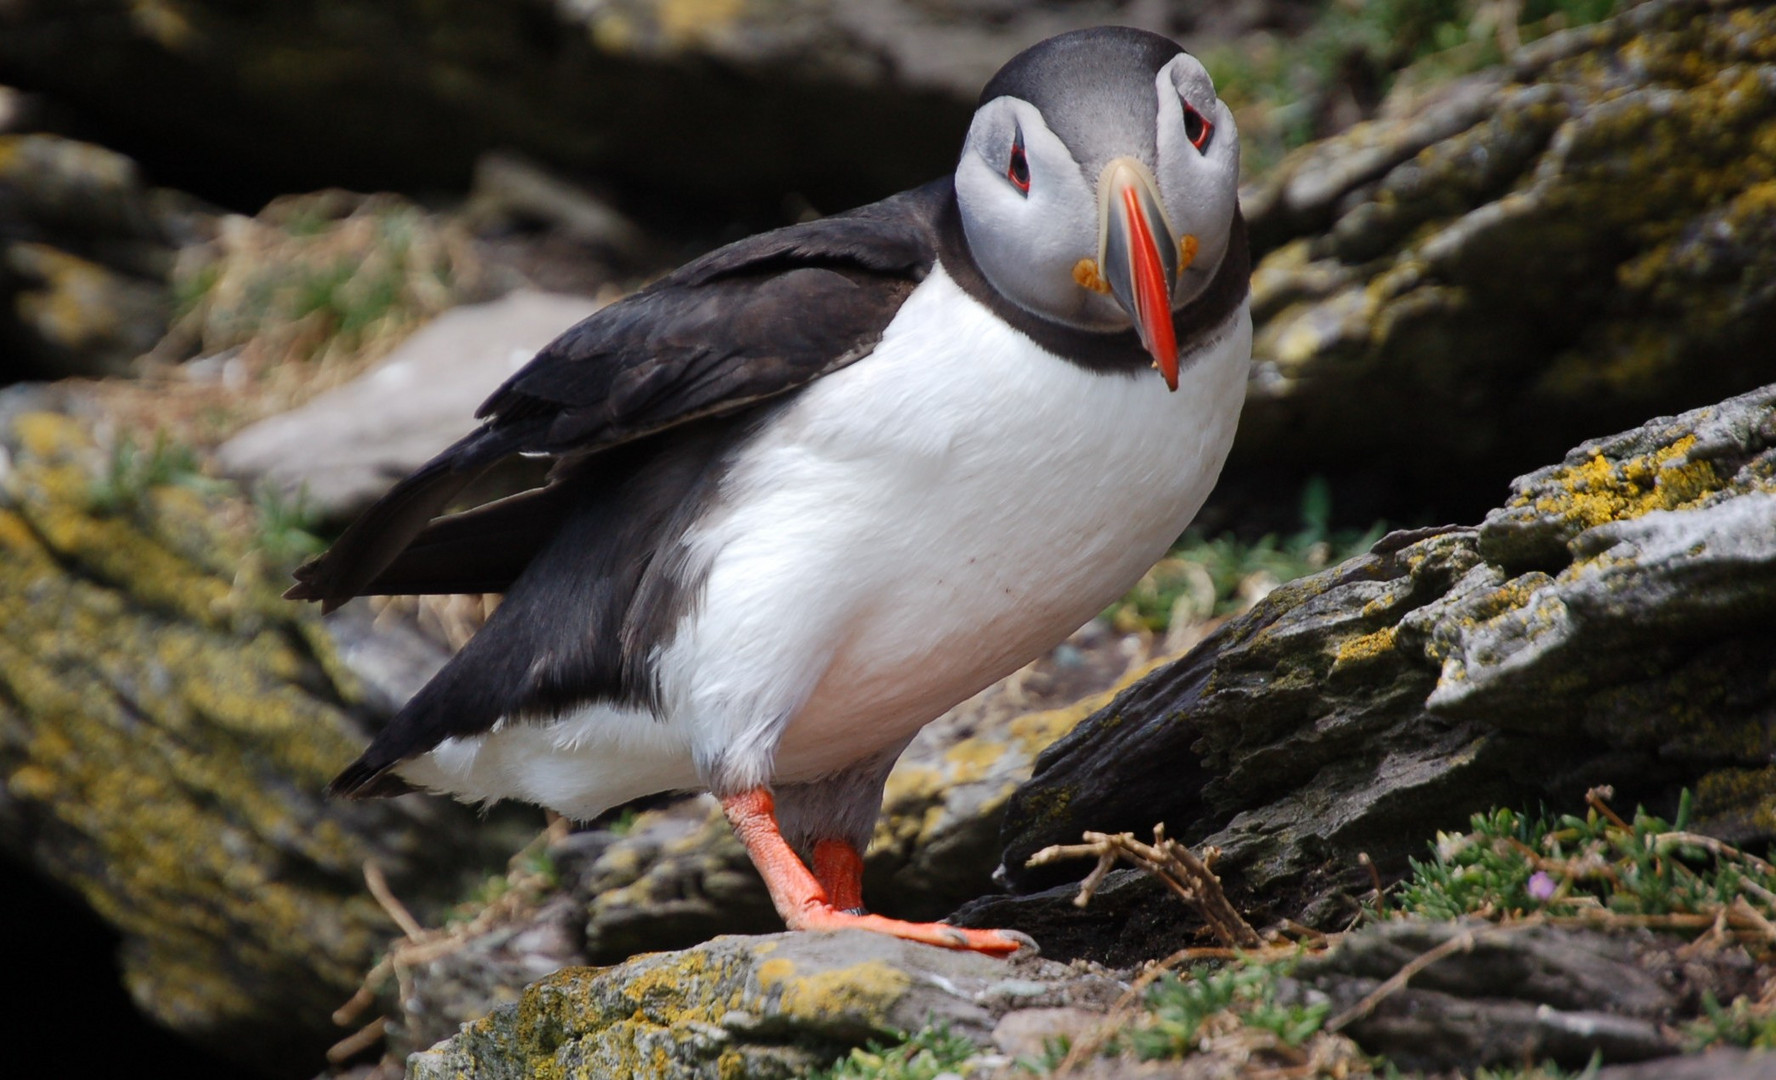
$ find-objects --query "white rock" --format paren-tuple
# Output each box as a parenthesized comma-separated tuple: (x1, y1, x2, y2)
(218, 289, 602, 519)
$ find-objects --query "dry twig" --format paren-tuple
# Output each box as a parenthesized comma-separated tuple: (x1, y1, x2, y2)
(325, 827, 565, 1065)
(1028, 824, 1263, 948)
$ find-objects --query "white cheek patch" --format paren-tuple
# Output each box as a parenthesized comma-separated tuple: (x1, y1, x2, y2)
(957, 100, 1111, 328)
(1151, 59, 1240, 304)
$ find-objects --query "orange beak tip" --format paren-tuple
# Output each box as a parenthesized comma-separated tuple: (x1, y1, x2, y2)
(1155, 356, 1180, 392)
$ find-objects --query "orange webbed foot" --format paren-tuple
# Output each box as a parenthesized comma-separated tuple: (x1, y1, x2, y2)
(723, 789, 1036, 957)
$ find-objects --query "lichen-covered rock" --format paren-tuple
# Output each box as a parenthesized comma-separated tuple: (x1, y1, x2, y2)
(996, 383, 1776, 949)
(406, 929, 1120, 1080)
(375, 624, 1154, 1060)
(389, 890, 590, 1061)
(1235, 0, 1776, 516)
(0, 130, 211, 376)
(0, 409, 528, 1072)
(570, 798, 783, 965)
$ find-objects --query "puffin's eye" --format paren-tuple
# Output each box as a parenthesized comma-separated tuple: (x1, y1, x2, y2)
(1182, 102, 1213, 153)
(1006, 131, 1031, 195)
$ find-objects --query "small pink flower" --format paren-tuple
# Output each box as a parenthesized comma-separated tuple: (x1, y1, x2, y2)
(1527, 871, 1557, 901)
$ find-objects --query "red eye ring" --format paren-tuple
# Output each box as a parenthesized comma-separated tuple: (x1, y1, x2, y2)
(1183, 103, 1213, 153)
(1007, 132, 1031, 195)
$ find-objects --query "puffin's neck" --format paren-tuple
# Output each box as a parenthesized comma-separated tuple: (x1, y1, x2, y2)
(932, 178, 1251, 377)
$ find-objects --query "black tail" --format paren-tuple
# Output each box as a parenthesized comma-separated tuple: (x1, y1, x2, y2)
(286, 422, 540, 612)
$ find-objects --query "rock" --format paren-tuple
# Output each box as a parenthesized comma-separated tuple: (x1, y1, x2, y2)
(869, 621, 1158, 921)
(990, 1006, 1104, 1061)
(996, 382, 1776, 946)
(571, 797, 784, 965)
(406, 929, 1121, 1080)
(216, 289, 600, 521)
(320, 600, 454, 719)
(1232, 0, 1776, 519)
(389, 890, 590, 1061)
(0, 409, 531, 1073)
(464, 152, 652, 260)
(1596, 1049, 1776, 1079)
(1294, 920, 1678, 1072)
(0, 131, 212, 377)
(0, 2, 1307, 218)
(370, 622, 1156, 1060)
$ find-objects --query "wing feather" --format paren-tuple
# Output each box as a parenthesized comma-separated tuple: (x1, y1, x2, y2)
(294, 181, 951, 795)
(290, 180, 946, 610)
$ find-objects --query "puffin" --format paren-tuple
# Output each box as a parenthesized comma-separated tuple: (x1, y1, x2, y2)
(289, 26, 1250, 955)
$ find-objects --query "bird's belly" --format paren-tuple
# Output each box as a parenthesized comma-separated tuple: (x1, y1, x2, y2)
(666, 267, 1251, 787)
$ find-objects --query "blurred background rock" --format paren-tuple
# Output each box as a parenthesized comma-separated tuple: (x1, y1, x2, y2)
(5, 1, 1776, 1077)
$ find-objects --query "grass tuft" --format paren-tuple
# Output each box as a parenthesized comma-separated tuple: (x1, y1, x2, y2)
(1112, 477, 1386, 634)
(808, 1024, 983, 1080)
(1124, 960, 1331, 1061)
(90, 431, 226, 513)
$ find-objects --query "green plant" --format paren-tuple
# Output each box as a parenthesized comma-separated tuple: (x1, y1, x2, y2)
(1014, 1034, 1071, 1074)
(251, 481, 326, 568)
(1686, 991, 1776, 1051)
(168, 191, 477, 368)
(1450, 1056, 1599, 1080)
(606, 807, 641, 837)
(1122, 960, 1330, 1061)
(1394, 791, 1776, 923)
(808, 1024, 982, 1080)
(89, 431, 224, 513)
(1112, 477, 1386, 632)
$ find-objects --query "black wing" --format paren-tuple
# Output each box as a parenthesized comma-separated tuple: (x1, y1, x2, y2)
(288, 179, 948, 609)
(293, 180, 949, 799)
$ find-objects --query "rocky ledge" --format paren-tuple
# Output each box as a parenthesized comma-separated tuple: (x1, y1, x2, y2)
(1233, 0, 1776, 515)
(394, 379, 1776, 1078)
(985, 380, 1776, 959)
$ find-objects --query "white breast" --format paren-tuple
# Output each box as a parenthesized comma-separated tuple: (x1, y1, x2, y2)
(661, 263, 1251, 790)
(401, 263, 1251, 818)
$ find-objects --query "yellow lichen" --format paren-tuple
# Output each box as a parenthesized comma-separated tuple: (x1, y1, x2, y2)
(0, 413, 407, 1046)
(1331, 625, 1398, 674)
(767, 960, 910, 1022)
(1695, 767, 1776, 836)
(755, 957, 796, 987)
(1514, 434, 1718, 532)
(657, 0, 743, 46)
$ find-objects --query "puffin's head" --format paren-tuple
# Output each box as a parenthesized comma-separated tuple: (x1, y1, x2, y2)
(955, 27, 1240, 389)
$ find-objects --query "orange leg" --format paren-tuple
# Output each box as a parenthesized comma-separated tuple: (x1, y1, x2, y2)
(812, 838, 866, 913)
(722, 788, 1034, 956)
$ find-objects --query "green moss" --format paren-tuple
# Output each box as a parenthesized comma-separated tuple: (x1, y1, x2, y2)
(806, 1025, 981, 1080)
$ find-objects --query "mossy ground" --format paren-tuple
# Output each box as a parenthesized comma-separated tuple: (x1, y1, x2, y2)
(833, 791, 1776, 1079)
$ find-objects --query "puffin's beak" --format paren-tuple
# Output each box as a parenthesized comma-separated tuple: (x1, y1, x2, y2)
(1097, 157, 1182, 390)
